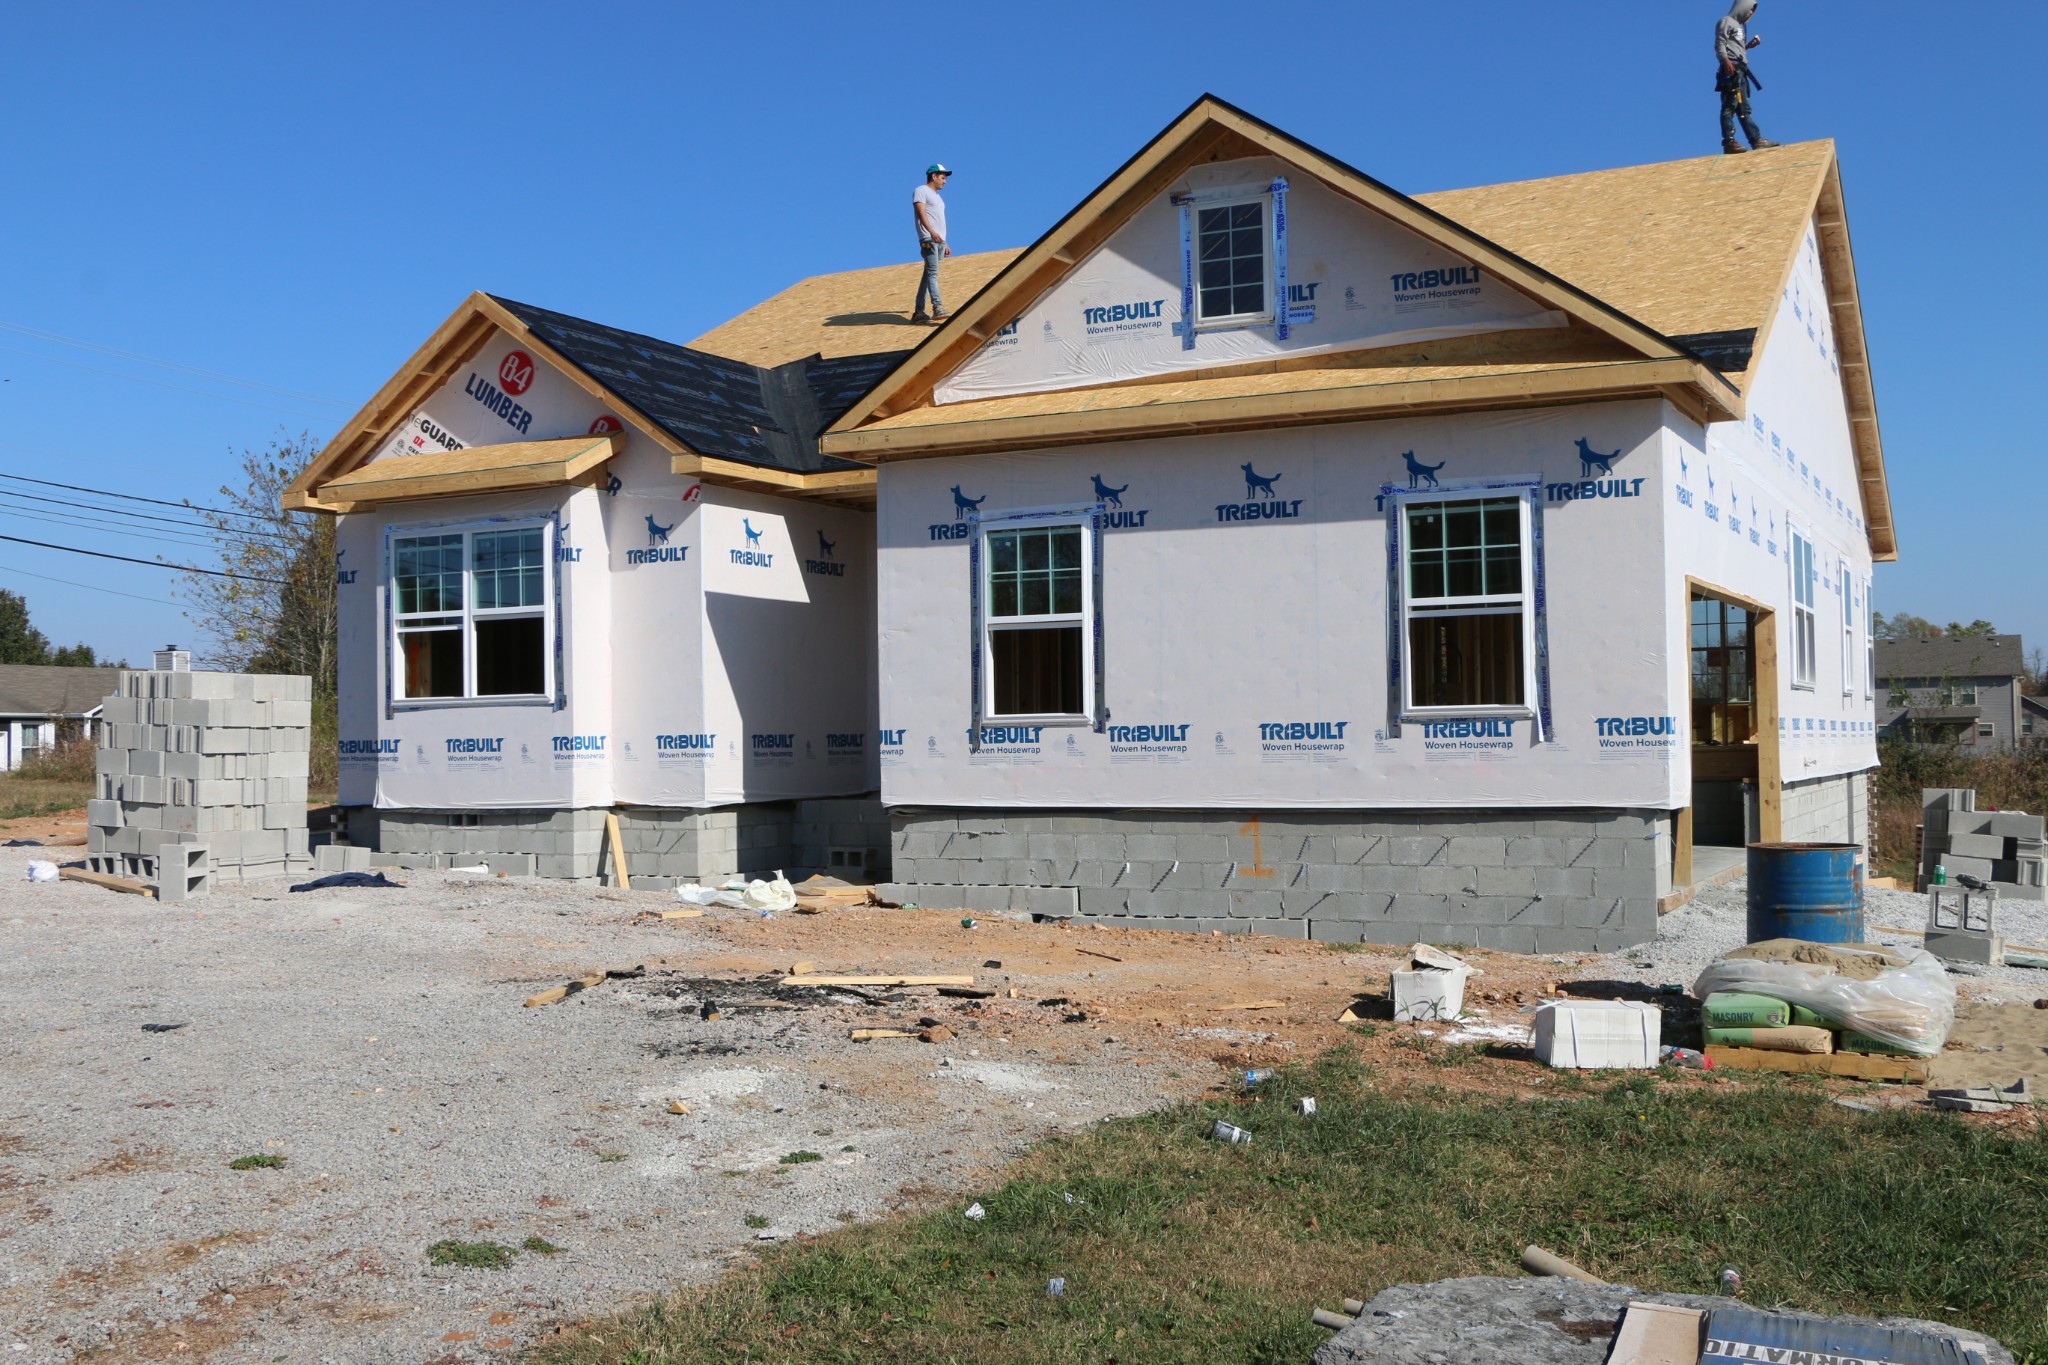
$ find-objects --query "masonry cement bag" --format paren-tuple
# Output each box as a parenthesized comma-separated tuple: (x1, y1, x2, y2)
(1691, 940, 1955, 1057)
(1701, 992, 1791, 1029)
(1701, 1025, 1834, 1054)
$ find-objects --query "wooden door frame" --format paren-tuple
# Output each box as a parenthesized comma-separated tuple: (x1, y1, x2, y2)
(1679, 576, 1783, 887)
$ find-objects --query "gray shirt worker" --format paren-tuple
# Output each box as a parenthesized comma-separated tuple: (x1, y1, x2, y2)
(912, 164, 952, 322)
(1714, 0, 1778, 153)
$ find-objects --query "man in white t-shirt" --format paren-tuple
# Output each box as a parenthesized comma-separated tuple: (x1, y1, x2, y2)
(911, 164, 952, 323)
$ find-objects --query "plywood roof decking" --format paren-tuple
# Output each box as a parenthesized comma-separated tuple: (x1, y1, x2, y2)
(688, 250, 1021, 367)
(314, 432, 623, 508)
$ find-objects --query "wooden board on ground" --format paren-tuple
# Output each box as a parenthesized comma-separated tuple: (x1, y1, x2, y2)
(657, 909, 703, 919)
(783, 974, 974, 987)
(1705, 1044, 1931, 1083)
(524, 972, 605, 1008)
(59, 867, 155, 899)
(850, 1028, 919, 1041)
(603, 812, 630, 890)
(1222, 999, 1287, 1011)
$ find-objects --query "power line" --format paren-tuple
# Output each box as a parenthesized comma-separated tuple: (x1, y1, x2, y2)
(0, 470, 287, 525)
(0, 564, 182, 609)
(0, 341, 342, 421)
(0, 318, 348, 406)
(0, 505, 236, 552)
(5, 486, 294, 541)
(0, 532, 283, 582)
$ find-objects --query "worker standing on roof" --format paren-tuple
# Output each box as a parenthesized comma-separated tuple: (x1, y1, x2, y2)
(1715, 0, 1780, 154)
(911, 163, 953, 323)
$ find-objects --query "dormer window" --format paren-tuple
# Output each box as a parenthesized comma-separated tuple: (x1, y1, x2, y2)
(1195, 198, 1271, 323)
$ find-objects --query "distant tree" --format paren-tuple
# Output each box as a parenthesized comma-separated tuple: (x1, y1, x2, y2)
(48, 643, 105, 667)
(1875, 611, 1939, 641)
(175, 432, 336, 698)
(0, 589, 52, 664)
(1947, 619, 1998, 638)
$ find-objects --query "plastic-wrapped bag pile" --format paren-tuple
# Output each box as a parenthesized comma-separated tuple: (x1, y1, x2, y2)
(674, 871, 796, 913)
(1691, 940, 1955, 1058)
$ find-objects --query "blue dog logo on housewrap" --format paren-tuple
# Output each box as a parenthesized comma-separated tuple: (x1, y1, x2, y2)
(1402, 451, 1445, 489)
(931, 487, 983, 541)
(1242, 464, 1282, 499)
(1091, 475, 1127, 507)
(627, 512, 688, 567)
(1576, 439, 1621, 476)
(1090, 474, 1150, 530)
(335, 549, 357, 585)
(805, 528, 845, 577)
(646, 514, 675, 544)
(1219, 465, 1303, 523)
(743, 518, 763, 549)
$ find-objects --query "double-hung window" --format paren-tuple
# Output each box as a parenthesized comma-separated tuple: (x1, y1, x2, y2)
(1789, 529, 1817, 690)
(1840, 563, 1855, 697)
(1863, 578, 1874, 699)
(1195, 197, 1271, 325)
(392, 524, 551, 702)
(1403, 495, 1533, 711)
(982, 520, 1091, 719)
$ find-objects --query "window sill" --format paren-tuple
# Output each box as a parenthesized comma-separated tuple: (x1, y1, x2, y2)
(392, 695, 554, 711)
(981, 714, 1093, 729)
(1401, 705, 1535, 723)
(1191, 313, 1275, 332)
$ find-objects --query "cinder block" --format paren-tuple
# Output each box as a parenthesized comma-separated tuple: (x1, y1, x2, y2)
(1945, 832, 2006, 860)
(1445, 837, 1507, 867)
(314, 844, 372, 874)
(155, 844, 211, 901)
(1023, 886, 1077, 917)
(1391, 836, 1448, 865)
(1987, 811, 2045, 840)
(1939, 855, 1996, 880)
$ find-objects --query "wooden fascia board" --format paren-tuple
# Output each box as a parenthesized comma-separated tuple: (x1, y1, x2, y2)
(1812, 162, 1897, 562)
(831, 114, 1234, 430)
(469, 295, 691, 458)
(670, 454, 877, 496)
(285, 297, 498, 502)
(824, 358, 1727, 461)
(314, 432, 623, 507)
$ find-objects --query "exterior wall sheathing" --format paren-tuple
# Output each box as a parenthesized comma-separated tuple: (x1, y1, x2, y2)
(881, 807, 1671, 952)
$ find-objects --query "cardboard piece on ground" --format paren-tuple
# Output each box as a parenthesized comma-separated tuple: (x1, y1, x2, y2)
(1705, 1045, 1932, 1083)
(784, 974, 975, 987)
(59, 867, 156, 899)
(1608, 1302, 1706, 1365)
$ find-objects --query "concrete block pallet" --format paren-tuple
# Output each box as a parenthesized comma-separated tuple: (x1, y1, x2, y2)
(1920, 788, 2046, 901)
(87, 669, 314, 886)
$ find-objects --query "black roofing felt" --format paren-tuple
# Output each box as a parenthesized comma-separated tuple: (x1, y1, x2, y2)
(489, 296, 898, 475)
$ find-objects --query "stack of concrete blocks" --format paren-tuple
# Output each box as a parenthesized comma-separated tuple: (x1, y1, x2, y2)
(87, 669, 314, 885)
(1920, 788, 2046, 901)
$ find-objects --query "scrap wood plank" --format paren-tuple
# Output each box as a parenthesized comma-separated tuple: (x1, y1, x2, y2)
(1704, 1044, 1931, 1083)
(524, 972, 605, 1008)
(850, 1028, 919, 1041)
(59, 867, 155, 899)
(1075, 947, 1123, 963)
(1221, 999, 1287, 1011)
(657, 908, 704, 920)
(603, 812, 631, 890)
(782, 974, 975, 987)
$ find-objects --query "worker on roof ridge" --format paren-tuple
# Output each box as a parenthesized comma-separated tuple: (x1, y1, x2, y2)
(911, 163, 953, 324)
(1715, 0, 1781, 155)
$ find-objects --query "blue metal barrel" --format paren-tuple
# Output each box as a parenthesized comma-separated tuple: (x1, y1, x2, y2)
(1746, 843, 1864, 944)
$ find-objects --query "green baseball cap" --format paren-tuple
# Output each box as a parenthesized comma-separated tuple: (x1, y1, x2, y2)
(926, 163, 954, 176)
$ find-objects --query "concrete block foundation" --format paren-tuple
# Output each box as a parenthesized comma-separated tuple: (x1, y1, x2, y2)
(881, 807, 1674, 952)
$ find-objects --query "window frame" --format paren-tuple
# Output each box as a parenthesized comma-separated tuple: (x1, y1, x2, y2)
(1189, 189, 1276, 329)
(1862, 577, 1874, 700)
(975, 510, 1098, 727)
(387, 517, 557, 710)
(1397, 488, 1539, 720)
(1840, 562, 1855, 698)
(1789, 527, 1818, 691)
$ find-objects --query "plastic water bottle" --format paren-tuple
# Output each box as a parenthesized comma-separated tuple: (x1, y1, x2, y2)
(1659, 1045, 1713, 1069)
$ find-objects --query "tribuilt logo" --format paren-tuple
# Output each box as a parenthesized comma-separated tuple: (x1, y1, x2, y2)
(551, 735, 607, 753)
(1108, 723, 1190, 744)
(975, 725, 1043, 745)
(878, 729, 906, 748)
(1218, 463, 1303, 523)
(1595, 716, 1677, 738)
(338, 738, 399, 757)
(655, 733, 715, 751)
(1287, 282, 1320, 303)
(1089, 473, 1149, 530)
(335, 549, 357, 585)
(1082, 299, 1166, 327)
(929, 485, 985, 541)
(750, 732, 795, 754)
(445, 737, 505, 754)
(825, 733, 866, 754)
(1259, 721, 1348, 741)
(1420, 719, 1516, 740)
(731, 517, 774, 568)
(804, 527, 845, 577)
(1389, 266, 1482, 293)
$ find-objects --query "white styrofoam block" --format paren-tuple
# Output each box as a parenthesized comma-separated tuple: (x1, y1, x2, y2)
(1533, 1000, 1661, 1069)
(1392, 966, 1473, 1022)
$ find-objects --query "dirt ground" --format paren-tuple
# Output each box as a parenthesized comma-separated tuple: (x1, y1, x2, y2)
(3, 807, 2044, 1363)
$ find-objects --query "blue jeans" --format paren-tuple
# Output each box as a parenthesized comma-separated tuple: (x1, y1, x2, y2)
(1718, 70, 1764, 146)
(914, 241, 944, 317)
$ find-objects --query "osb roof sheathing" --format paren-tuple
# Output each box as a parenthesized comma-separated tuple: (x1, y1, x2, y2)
(689, 250, 1022, 367)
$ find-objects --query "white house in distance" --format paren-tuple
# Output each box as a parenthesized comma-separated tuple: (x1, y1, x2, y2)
(771, 95, 1890, 951)
(0, 664, 118, 771)
(284, 295, 893, 882)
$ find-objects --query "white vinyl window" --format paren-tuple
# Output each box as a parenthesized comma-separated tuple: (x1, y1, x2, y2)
(1840, 563, 1855, 697)
(1194, 196, 1272, 324)
(1402, 494, 1535, 713)
(982, 520, 1092, 720)
(1789, 529, 1817, 690)
(1863, 578, 1874, 699)
(392, 523, 552, 703)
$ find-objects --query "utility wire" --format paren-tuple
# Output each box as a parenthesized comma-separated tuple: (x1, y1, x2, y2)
(0, 532, 283, 582)
(0, 470, 287, 525)
(0, 318, 348, 405)
(0, 559, 182, 607)
(0, 341, 341, 421)
(0, 505, 237, 552)
(5, 486, 294, 541)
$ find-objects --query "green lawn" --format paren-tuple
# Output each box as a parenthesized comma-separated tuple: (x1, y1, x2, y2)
(532, 1052, 2048, 1365)
(0, 775, 92, 822)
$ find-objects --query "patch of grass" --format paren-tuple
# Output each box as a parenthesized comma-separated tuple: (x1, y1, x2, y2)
(744, 1215, 770, 1230)
(532, 1048, 2048, 1365)
(1320, 941, 1370, 953)
(523, 1236, 564, 1256)
(778, 1150, 823, 1165)
(0, 773, 93, 822)
(426, 1239, 516, 1269)
(597, 1151, 627, 1163)
(227, 1153, 286, 1170)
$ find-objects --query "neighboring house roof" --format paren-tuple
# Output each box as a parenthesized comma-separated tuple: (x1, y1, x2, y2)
(1875, 635, 2026, 682)
(0, 664, 119, 718)
(2021, 693, 2048, 722)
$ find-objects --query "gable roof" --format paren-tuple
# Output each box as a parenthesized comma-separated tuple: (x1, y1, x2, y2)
(0, 664, 118, 718)
(689, 251, 1020, 367)
(1876, 635, 2026, 682)
(285, 293, 896, 513)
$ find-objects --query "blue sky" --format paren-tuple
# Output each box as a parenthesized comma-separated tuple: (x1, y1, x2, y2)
(1, 1, 2040, 665)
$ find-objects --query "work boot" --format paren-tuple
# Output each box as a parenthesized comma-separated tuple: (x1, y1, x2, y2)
(1751, 138, 1781, 149)
(1722, 141, 1748, 154)
(910, 312, 929, 323)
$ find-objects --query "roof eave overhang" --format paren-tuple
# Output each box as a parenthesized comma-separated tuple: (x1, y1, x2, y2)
(307, 432, 625, 513)
(1812, 160, 1897, 562)
(822, 358, 1738, 462)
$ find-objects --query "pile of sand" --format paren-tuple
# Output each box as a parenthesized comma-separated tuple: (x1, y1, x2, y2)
(1724, 938, 1908, 980)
